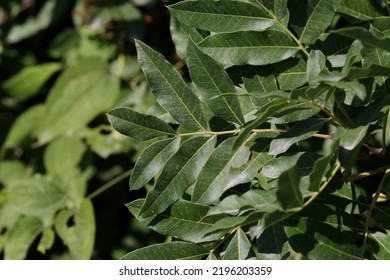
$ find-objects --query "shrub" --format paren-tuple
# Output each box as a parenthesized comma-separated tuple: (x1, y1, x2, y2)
(109, 0, 390, 260)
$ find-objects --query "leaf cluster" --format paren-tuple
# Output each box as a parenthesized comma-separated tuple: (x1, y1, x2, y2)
(109, 0, 390, 260)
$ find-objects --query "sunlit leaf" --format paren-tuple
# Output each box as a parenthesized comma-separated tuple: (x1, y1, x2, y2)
(4, 104, 45, 148)
(4, 217, 42, 260)
(2, 63, 61, 101)
(169, 0, 275, 33)
(55, 199, 95, 260)
(35, 58, 120, 145)
(135, 40, 207, 130)
(199, 30, 299, 67)
(338, 0, 382, 20)
(187, 40, 245, 125)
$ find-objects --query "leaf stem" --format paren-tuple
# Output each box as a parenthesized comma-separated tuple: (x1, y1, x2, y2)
(361, 168, 390, 258)
(256, 1, 309, 56)
(86, 168, 132, 200)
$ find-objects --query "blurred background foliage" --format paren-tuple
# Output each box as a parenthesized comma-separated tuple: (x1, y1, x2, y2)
(0, 0, 179, 259)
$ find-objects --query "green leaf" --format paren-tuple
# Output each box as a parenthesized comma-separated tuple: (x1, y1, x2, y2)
(233, 99, 287, 149)
(130, 138, 181, 190)
(370, 231, 390, 260)
(4, 217, 42, 260)
(35, 58, 120, 145)
(170, 17, 202, 59)
(198, 30, 299, 67)
(240, 66, 278, 93)
(135, 40, 207, 130)
(169, 0, 275, 33)
(4, 104, 45, 148)
(121, 242, 208, 260)
(55, 199, 95, 260)
(333, 27, 390, 52)
(226, 152, 273, 189)
(289, 0, 342, 45)
(6, 0, 68, 43)
(207, 189, 278, 216)
(256, 223, 290, 260)
(256, 0, 288, 20)
(340, 125, 368, 150)
(276, 167, 303, 209)
(269, 118, 326, 156)
(276, 59, 308, 90)
(261, 152, 318, 179)
(107, 107, 176, 141)
(284, 204, 363, 260)
(139, 136, 216, 218)
(338, 0, 382, 20)
(321, 182, 368, 213)
(223, 228, 252, 260)
(2, 63, 61, 101)
(44, 135, 87, 179)
(128, 199, 226, 243)
(37, 227, 55, 254)
(307, 50, 328, 85)
(192, 137, 250, 204)
(308, 139, 340, 192)
(7, 176, 67, 218)
(187, 39, 245, 125)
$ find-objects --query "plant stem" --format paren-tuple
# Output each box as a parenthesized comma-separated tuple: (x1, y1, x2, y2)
(301, 161, 341, 208)
(382, 110, 389, 155)
(361, 168, 390, 258)
(86, 168, 132, 200)
(115, 54, 126, 78)
(177, 128, 333, 139)
(349, 164, 390, 181)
